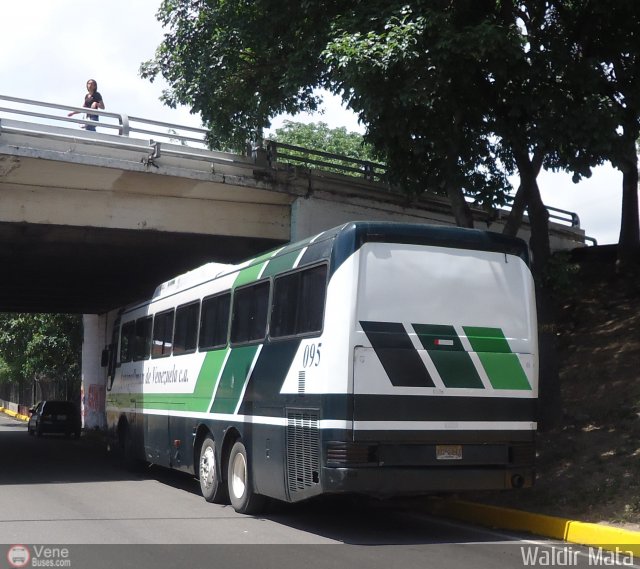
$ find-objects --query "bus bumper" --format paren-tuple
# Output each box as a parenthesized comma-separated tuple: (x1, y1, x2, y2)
(321, 466, 534, 496)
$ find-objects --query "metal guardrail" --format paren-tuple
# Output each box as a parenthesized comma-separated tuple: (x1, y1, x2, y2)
(0, 94, 210, 146)
(546, 206, 580, 228)
(0, 94, 586, 235)
(265, 140, 387, 183)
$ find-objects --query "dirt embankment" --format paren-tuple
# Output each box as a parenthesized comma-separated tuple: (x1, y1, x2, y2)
(472, 247, 640, 528)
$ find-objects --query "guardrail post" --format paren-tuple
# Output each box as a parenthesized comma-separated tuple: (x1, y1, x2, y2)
(118, 113, 130, 136)
(142, 140, 161, 167)
(266, 141, 277, 169)
(252, 145, 268, 168)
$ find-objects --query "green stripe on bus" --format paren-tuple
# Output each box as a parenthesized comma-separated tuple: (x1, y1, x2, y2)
(463, 326, 512, 354)
(233, 250, 278, 288)
(210, 345, 259, 414)
(108, 349, 231, 412)
(464, 327, 531, 390)
(474, 353, 531, 390)
(261, 249, 301, 278)
(413, 324, 484, 388)
(191, 348, 230, 409)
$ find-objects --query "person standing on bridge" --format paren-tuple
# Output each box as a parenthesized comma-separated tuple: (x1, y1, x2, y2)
(67, 79, 104, 131)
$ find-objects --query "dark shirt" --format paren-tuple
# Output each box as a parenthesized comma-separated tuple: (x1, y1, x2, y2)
(83, 91, 103, 130)
(83, 91, 103, 109)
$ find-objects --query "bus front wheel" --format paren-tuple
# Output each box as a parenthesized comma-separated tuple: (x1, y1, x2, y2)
(198, 436, 228, 504)
(227, 440, 266, 515)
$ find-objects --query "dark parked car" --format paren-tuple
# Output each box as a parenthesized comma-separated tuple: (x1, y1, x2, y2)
(27, 400, 81, 438)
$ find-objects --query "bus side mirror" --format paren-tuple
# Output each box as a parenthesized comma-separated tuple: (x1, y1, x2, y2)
(101, 347, 110, 367)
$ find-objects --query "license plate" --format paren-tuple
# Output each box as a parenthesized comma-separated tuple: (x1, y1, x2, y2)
(436, 444, 463, 460)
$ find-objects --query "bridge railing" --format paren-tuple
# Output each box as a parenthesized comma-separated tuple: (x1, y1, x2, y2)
(0, 94, 210, 147)
(265, 140, 387, 184)
(0, 94, 584, 233)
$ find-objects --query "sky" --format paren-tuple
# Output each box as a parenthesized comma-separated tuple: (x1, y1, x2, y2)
(0, 1, 629, 245)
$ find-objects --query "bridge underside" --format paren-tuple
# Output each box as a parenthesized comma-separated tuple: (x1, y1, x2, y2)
(0, 222, 283, 313)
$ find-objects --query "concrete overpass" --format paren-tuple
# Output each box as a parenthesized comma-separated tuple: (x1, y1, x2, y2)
(0, 94, 588, 314)
(0, 94, 589, 427)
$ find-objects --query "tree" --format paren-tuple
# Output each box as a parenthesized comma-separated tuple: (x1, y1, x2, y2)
(270, 120, 382, 178)
(271, 120, 377, 163)
(0, 314, 82, 401)
(142, 1, 515, 227)
(568, 1, 640, 267)
(323, 3, 515, 228)
(140, 0, 343, 150)
(141, 0, 634, 271)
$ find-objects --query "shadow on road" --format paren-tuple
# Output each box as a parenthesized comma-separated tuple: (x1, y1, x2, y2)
(258, 495, 515, 545)
(0, 416, 137, 485)
(0, 415, 526, 546)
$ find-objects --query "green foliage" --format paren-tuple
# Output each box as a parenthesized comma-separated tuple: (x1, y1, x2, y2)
(544, 252, 581, 300)
(142, 0, 640, 258)
(270, 121, 382, 177)
(272, 120, 376, 163)
(0, 314, 82, 396)
(141, 0, 338, 150)
(323, 3, 516, 205)
(0, 357, 10, 384)
(272, 121, 386, 180)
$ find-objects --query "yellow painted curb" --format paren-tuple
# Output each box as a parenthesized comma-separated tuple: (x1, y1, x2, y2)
(0, 407, 29, 422)
(425, 499, 640, 556)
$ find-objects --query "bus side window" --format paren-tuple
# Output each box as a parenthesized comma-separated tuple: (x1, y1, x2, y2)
(271, 264, 327, 338)
(134, 316, 153, 361)
(230, 281, 270, 344)
(119, 321, 135, 363)
(152, 309, 175, 358)
(174, 301, 200, 356)
(199, 292, 231, 350)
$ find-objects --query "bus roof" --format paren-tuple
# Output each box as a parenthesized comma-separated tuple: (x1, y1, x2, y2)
(133, 221, 529, 310)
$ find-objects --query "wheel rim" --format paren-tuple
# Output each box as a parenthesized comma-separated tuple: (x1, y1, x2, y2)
(200, 444, 215, 490)
(230, 451, 247, 500)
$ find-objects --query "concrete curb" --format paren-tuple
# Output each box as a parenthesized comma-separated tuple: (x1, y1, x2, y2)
(0, 406, 29, 422)
(424, 498, 640, 556)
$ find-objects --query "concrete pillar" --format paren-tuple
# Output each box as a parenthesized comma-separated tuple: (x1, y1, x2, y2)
(81, 313, 110, 430)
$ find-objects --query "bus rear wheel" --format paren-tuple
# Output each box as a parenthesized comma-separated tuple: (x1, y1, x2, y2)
(198, 436, 228, 504)
(228, 440, 266, 515)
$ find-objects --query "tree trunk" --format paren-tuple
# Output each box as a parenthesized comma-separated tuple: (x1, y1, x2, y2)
(444, 111, 475, 229)
(503, 149, 544, 239)
(445, 181, 475, 228)
(617, 134, 640, 270)
(526, 177, 552, 281)
(510, 149, 560, 431)
(503, 181, 529, 237)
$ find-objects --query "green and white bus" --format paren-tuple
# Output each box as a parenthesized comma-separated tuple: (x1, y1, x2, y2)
(105, 221, 538, 514)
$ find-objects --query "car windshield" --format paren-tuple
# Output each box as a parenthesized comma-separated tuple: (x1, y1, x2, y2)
(43, 402, 74, 415)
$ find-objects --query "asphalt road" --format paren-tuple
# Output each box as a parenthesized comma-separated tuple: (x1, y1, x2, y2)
(0, 414, 602, 569)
